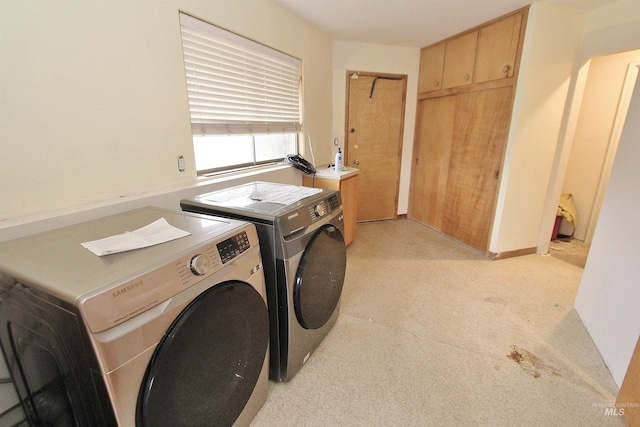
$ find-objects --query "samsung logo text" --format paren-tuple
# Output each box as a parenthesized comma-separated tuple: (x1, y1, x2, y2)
(112, 280, 144, 298)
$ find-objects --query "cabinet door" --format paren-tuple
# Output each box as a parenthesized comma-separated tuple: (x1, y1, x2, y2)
(474, 14, 522, 83)
(442, 31, 478, 89)
(418, 44, 445, 93)
(408, 96, 455, 230)
(442, 86, 514, 251)
(339, 175, 358, 245)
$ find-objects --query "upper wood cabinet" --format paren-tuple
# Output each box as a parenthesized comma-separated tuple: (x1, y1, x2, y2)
(474, 14, 522, 83)
(442, 31, 478, 89)
(418, 44, 445, 93)
(417, 8, 527, 96)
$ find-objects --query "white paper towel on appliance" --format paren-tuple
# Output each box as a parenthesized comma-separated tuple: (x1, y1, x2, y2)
(248, 186, 322, 205)
(81, 218, 191, 256)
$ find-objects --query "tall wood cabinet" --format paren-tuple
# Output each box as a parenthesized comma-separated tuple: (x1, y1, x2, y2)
(409, 7, 528, 254)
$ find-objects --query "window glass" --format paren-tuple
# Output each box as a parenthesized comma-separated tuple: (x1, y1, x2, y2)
(193, 135, 254, 172)
(194, 133, 298, 174)
(255, 133, 298, 162)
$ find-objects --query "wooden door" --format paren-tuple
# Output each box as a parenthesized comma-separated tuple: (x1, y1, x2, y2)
(346, 73, 406, 222)
(408, 96, 456, 230)
(442, 86, 514, 251)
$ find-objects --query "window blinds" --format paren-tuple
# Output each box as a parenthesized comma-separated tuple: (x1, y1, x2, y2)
(179, 13, 302, 136)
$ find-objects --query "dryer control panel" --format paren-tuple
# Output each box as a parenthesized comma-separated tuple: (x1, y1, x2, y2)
(278, 193, 342, 237)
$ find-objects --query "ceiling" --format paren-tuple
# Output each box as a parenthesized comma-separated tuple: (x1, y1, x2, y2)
(272, 0, 619, 48)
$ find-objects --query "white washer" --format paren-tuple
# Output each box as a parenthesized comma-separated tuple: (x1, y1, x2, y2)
(0, 207, 269, 426)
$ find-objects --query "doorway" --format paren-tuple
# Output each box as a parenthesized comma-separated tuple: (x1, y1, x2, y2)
(345, 72, 406, 222)
(559, 51, 640, 243)
(537, 49, 640, 264)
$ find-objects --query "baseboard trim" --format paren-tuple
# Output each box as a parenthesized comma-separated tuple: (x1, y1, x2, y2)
(488, 247, 537, 260)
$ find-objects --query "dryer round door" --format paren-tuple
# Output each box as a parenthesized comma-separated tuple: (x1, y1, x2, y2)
(293, 224, 346, 329)
(136, 280, 268, 427)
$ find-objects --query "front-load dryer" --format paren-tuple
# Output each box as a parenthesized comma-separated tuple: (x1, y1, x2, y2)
(0, 207, 269, 426)
(181, 181, 347, 382)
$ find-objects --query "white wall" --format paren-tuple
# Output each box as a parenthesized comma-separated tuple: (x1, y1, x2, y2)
(332, 41, 420, 215)
(489, 3, 586, 254)
(579, 0, 640, 59)
(0, 166, 302, 243)
(572, 0, 640, 388)
(575, 70, 640, 387)
(0, 0, 332, 235)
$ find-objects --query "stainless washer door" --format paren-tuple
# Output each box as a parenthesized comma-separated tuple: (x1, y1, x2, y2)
(293, 224, 346, 329)
(136, 280, 268, 427)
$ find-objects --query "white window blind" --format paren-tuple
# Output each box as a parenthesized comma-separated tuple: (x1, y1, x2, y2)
(179, 13, 302, 136)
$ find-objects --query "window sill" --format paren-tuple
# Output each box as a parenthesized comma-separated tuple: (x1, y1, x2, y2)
(195, 163, 292, 186)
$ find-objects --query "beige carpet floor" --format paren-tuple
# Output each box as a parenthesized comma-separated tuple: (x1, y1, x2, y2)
(549, 237, 591, 269)
(250, 219, 624, 427)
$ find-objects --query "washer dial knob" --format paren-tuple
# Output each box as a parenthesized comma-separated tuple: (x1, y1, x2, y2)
(314, 203, 327, 217)
(189, 254, 211, 276)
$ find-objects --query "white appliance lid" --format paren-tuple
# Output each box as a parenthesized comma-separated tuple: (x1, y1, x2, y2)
(188, 181, 324, 216)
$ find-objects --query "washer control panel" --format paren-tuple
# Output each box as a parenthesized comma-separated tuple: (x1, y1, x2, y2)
(189, 230, 249, 274)
(80, 227, 256, 333)
(216, 231, 250, 264)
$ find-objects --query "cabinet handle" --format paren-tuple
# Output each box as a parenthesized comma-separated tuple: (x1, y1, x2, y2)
(464, 74, 470, 81)
(354, 160, 360, 165)
(350, 128, 356, 133)
(502, 64, 511, 74)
